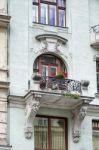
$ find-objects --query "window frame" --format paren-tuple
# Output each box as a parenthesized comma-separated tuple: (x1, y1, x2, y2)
(96, 61, 99, 93)
(34, 115, 68, 150)
(32, 0, 66, 27)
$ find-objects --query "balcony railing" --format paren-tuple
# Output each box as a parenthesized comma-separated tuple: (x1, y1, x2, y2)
(39, 77, 81, 94)
(90, 25, 99, 48)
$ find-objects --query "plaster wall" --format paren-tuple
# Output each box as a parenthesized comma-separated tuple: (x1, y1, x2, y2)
(9, 0, 29, 95)
(89, 0, 99, 26)
(9, 107, 34, 150)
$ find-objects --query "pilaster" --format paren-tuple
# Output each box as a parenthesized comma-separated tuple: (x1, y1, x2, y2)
(0, 0, 10, 146)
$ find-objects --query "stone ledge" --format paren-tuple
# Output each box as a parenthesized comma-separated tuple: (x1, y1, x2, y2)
(0, 15, 11, 27)
(0, 145, 12, 150)
(0, 82, 9, 89)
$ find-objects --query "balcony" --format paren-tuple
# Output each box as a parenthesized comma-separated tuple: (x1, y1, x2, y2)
(33, 76, 81, 95)
(40, 77, 81, 93)
(90, 25, 99, 48)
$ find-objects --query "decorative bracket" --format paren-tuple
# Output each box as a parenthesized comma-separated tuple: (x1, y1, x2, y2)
(72, 105, 87, 143)
(24, 94, 40, 139)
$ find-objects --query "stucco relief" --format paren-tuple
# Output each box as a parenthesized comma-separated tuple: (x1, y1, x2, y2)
(24, 97, 40, 139)
(33, 39, 64, 55)
(72, 106, 87, 143)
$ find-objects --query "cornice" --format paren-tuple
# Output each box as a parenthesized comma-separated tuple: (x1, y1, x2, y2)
(0, 145, 12, 150)
(0, 81, 9, 89)
(35, 34, 68, 44)
(0, 14, 11, 27)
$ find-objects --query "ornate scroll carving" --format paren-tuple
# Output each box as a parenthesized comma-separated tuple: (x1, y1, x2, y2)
(24, 96, 40, 139)
(72, 106, 87, 143)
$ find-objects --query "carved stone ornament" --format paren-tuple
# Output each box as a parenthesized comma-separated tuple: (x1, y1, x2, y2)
(81, 80, 90, 90)
(72, 106, 87, 143)
(24, 96, 40, 139)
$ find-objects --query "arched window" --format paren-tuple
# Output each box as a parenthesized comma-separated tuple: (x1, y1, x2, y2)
(33, 54, 67, 78)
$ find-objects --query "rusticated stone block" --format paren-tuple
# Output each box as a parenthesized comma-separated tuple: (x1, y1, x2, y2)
(0, 101, 7, 111)
(0, 134, 7, 145)
(0, 112, 7, 122)
(0, 123, 7, 134)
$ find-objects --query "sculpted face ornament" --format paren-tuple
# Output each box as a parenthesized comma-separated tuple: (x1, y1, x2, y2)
(24, 98, 40, 139)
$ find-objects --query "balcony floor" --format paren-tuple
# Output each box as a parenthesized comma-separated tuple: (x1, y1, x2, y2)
(25, 90, 93, 110)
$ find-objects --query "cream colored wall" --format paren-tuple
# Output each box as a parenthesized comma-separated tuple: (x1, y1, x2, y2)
(0, 28, 7, 81)
(0, 0, 7, 14)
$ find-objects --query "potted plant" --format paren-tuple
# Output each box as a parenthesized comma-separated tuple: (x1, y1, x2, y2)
(39, 80, 46, 89)
(33, 74, 41, 81)
(55, 72, 65, 79)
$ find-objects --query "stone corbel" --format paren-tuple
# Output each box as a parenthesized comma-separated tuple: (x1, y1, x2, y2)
(72, 105, 87, 143)
(24, 95, 40, 139)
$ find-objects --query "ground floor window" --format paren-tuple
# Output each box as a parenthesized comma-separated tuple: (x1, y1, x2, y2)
(92, 120, 99, 150)
(34, 116, 68, 150)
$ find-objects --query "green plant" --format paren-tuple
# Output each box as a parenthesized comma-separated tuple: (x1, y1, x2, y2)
(33, 75, 41, 81)
(64, 93, 80, 99)
(55, 72, 64, 79)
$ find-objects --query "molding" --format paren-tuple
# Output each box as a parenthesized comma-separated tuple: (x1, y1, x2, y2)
(8, 95, 25, 108)
(35, 34, 68, 44)
(0, 145, 12, 150)
(0, 15, 11, 27)
(0, 81, 9, 89)
(24, 94, 40, 139)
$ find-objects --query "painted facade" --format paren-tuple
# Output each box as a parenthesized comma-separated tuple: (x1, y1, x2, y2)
(0, 0, 99, 150)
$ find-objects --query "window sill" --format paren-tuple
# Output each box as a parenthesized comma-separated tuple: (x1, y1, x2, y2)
(32, 22, 69, 33)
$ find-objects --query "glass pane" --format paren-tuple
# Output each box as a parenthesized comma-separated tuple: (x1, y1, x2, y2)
(40, 4, 48, 24)
(32, 5, 38, 22)
(50, 67, 56, 76)
(58, 9, 65, 27)
(51, 119, 65, 150)
(93, 135, 99, 150)
(34, 117, 48, 149)
(42, 66, 48, 77)
(58, 0, 65, 7)
(49, 5, 56, 26)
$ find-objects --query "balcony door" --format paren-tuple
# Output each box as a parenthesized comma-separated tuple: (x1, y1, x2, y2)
(34, 116, 68, 150)
(42, 65, 57, 78)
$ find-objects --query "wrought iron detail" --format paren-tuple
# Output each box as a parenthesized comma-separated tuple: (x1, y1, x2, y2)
(91, 25, 99, 33)
(39, 77, 81, 94)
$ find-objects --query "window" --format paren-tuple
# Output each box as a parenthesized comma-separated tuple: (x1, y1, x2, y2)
(92, 120, 99, 150)
(96, 61, 99, 92)
(34, 116, 68, 150)
(32, 0, 66, 27)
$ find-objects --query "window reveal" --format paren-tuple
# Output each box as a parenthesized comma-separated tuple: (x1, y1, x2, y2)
(33, 0, 66, 27)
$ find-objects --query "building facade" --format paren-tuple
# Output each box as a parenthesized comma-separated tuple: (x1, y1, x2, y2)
(0, 0, 99, 150)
